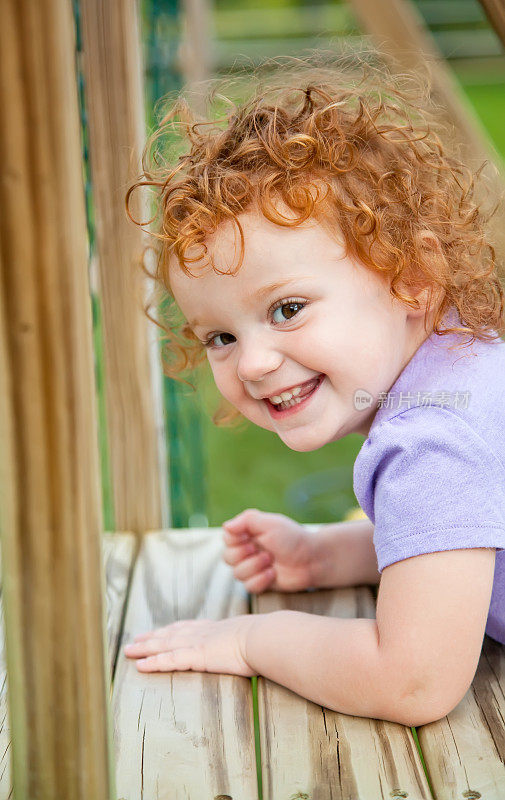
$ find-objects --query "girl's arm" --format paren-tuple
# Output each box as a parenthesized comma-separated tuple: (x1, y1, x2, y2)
(244, 547, 495, 726)
(309, 518, 381, 588)
(125, 546, 494, 727)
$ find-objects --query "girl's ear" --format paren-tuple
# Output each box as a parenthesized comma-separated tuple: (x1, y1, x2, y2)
(400, 230, 447, 318)
(415, 229, 449, 269)
(415, 229, 447, 265)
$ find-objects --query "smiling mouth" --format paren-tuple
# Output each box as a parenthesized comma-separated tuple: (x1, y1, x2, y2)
(265, 374, 325, 415)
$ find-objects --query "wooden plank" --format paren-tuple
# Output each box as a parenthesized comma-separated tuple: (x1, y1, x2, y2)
(0, 602, 11, 800)
(417, 633, 505, 798)
(0, 532, 137, 800)
(478, 0, 505, 50)
(80, 0, 169, 533)
(253, 588, 432, 799)
(103, 532, 138, 677)
(180, 0, 213, 115)
(113, 528, 258, 800)
(0, 1, 115, 796)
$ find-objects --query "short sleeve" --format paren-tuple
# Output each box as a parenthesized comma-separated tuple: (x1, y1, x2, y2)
(353, 405, 505, 573)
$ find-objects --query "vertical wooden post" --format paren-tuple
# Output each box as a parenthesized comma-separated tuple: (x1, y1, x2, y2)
(80, 0, 169, 534)
(180, 0, 213, 115)
(0, 0, 115, 798)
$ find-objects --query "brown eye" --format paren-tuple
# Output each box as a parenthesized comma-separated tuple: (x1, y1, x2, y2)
(207, 332, 236, 348)
(272, 301, 305, 323)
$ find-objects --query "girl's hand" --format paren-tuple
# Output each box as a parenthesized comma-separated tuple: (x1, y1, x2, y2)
(222, 508, 315, 594)
(123, 614, 256, 676)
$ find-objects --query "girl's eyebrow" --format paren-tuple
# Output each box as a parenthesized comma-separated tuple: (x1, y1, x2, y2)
(252, 276, 313, 302)
(189, 276, 313, 330)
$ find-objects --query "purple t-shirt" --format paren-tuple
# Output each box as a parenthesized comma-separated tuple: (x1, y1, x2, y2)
(353, 306, 505, 644)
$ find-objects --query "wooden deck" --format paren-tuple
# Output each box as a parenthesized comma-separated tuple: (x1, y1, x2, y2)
(1, 527, 505, 799)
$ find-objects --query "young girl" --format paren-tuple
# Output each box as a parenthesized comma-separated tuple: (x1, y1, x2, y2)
(123, 56, 505, 726)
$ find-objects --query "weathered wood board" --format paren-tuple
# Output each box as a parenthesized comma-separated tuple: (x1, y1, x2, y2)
(254, 588, 433, 799)
(113, 528, 258, 800)
(418, 633, 505, 798)
(1, 526, 505, 799)
(103, 532, 139, 676)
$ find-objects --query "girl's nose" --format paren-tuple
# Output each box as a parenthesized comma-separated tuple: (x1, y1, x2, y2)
(236, 335, 283, 383)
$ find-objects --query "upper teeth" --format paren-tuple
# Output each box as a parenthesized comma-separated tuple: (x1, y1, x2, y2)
(269, 386, 303, 404)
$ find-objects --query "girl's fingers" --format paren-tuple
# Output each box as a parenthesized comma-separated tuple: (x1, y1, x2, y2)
(223, 507, 259, 525)
(222, 514, 250, 535)
(223, 541, 258, 565)
(233, 550, 272, 582)
(222, 508, 264, 537)
(222, 529, 251, 546)
(132, 620, 191, 642)
(129, 627, 203, 654)
(133, 632, 153, 642)
(243, 566, 275, 594)
(136, 647, 205, 673)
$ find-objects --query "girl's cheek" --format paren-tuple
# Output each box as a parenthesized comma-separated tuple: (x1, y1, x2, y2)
(208, 362, 236, 400)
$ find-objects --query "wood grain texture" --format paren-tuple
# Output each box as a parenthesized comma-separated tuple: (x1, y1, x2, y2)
(0, 602, 11, 800)
(0, 532, 137, 800)
(253, 588, 432, 799)
(0, 1, 115, 796)
(103, 532, 139, 677)
(80, 0, 169, 532)
(418, 633, 505, 798)
(113, 528, 258, 800)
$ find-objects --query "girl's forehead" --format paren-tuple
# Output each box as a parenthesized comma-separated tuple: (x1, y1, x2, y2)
(169, 223, 369, 308)
(175, 210, 343, 276)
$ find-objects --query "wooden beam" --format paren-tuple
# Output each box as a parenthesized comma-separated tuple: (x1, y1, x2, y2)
(477, 0, 505, 50)
(80, 0, 169, 533)
(348, 0, 505, 259)
(417, 633, 505, 798)
(253, 586, 431, 798)
(0, 533, 137, 796)
(113, 529, 257, 798)
(0, 0, 115, 796)
(179, 0, 214, 115)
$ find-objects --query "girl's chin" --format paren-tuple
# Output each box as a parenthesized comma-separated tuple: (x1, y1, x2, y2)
(278, 435, 325, 452)
(274, 425, 329, 452)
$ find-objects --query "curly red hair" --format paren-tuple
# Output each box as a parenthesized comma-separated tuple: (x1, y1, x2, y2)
(127, 53, 505, 426)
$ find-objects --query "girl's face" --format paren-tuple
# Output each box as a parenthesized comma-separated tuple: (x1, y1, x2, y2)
(169, 210, 430, 451)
